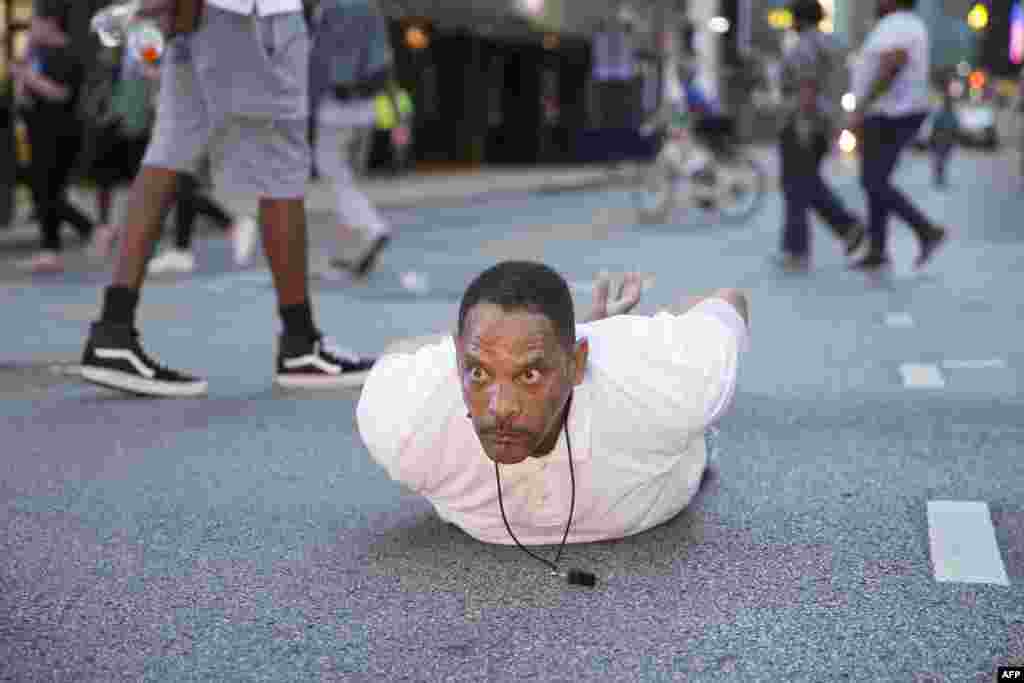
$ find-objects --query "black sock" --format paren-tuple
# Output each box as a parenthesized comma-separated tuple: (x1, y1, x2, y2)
(280, 302, 317, 340)
(99, 286, 140, 327)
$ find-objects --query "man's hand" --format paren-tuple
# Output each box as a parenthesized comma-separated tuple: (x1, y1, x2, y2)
(586, 271, 643, 322)
(137, 0, 177, 35)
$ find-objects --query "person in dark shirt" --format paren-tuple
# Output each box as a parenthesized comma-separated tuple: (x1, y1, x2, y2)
(14, 10, 95, 272)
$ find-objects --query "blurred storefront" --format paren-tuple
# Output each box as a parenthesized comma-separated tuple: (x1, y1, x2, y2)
(375, 0, 674, 168)
(0, 1, 32, 228)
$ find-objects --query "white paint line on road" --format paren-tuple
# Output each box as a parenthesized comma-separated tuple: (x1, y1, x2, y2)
(941, 359, 1008, 370)
(900, 363, 946, 388)
(927, 500, 1010, 586)
(885, 312, 915, 328)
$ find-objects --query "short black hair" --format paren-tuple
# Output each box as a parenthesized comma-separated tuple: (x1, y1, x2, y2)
(789, 0, 824, 26)
(458, 261, 576, 349)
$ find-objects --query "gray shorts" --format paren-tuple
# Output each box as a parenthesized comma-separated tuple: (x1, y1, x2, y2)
(143, 6, 311, 199)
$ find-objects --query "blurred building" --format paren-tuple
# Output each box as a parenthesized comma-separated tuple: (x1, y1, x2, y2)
(376, 0, 691, 167)
(1, 0, 33, 80)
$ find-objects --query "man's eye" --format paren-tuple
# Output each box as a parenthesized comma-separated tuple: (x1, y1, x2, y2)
(521, 368, 542, 384)
(469, 367, 488, 382)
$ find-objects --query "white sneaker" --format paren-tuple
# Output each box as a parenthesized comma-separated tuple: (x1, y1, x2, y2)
(229, 216, 258, 266)
(148, 249, 195, 274)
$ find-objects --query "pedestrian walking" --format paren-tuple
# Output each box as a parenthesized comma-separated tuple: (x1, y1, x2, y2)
(847, 0, 947, 271)
(1016, 65, 1024, 184)
(775, 0, 864, 272)
(79, 0, 376, 398)
(89, 45, 160, 257)
(13, 12, 95, 272)
(374, 79, 414, 175)
(356, 261, 749, 554)
(148, 169, 258, 273)
(929, 86, 959, 189)
(309, 0, 394, 277)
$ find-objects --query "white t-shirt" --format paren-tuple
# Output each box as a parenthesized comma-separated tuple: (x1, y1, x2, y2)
(357, 299, 750, 546)
(206, 0, 302, 16)
(852, 11, 930, 117)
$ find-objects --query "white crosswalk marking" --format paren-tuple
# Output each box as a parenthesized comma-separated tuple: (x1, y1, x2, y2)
(900, 363, 946, 388)
(941, 359, 1007, 370)
(927, 501, 1010, 586)
(885, 312, 914, 328)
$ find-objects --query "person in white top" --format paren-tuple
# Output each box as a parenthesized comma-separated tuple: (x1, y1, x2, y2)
(847, 0, 947, 271)
(78, 0, 378, 398)
(357, 261, 750, 557)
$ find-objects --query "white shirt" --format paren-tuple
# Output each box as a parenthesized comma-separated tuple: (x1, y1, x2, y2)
(852, 11, 930, 117)
(357, 299, 750, 546)
(206, 0, 302, 16)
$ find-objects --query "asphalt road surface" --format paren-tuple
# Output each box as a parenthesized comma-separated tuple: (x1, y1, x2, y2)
(2, 149, 1023, 682)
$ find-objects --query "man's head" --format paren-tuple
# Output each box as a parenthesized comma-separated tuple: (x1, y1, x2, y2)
(789, 0, 824, 31)
(456, 261, 588, 465)
(877, 0, 916, 18)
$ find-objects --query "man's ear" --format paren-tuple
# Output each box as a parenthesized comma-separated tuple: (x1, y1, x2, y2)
(453, 330, 463, 376)
(572, 337, 589, 386)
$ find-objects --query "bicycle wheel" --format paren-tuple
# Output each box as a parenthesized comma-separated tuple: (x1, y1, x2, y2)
(633, 162, 676, 224)
(709, 153, 765, 223)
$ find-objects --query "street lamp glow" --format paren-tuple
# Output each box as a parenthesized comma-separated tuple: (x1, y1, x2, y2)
(841, 92, 857, 112)
(967, 3, 989, 31)
(838, 129, 857, 154)
(708, 16, 731, 34)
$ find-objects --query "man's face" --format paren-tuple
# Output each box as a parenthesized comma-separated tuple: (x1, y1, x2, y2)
(456, 303, 587, 465)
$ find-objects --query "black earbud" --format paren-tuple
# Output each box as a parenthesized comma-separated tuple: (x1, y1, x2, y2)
(566, 569, 597, 587)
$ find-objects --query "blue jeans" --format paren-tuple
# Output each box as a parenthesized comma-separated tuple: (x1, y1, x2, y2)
(860, 113, 934, 256)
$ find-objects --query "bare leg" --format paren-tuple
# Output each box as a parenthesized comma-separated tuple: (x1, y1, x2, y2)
(259, 197, 308, 307)
(112, 166, 180, 290)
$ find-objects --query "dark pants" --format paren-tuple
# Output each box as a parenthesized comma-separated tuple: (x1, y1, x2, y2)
(173, 174, 234, 250)
(931, 141, 953, 187)
(860, 113, 934, 256)
(779, 118, 858, 256)
(25, 108, 94, 251)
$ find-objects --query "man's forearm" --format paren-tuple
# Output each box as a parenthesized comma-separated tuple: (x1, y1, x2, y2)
(856, 49, 908, 114)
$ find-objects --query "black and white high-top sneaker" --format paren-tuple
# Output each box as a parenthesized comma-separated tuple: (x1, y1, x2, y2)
(80, 323, 208, 397)
(275, 334, 375, 389)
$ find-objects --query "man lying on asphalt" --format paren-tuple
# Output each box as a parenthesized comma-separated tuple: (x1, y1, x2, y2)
(357, 261, 750, 545)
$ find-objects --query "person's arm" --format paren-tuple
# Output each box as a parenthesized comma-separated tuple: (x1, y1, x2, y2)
(356, 337, 459, 494)
(850, 47, 908, 128)
(28, 15, 68, 49)
(11, 61, 71, 102)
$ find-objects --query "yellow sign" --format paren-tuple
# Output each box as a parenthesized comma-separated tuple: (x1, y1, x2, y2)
(768, 8, 793, 30)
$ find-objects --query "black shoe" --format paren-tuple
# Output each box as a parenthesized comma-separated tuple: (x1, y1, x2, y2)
(80, 323, 208, 397)
(773, 251, 810, 273)
(850, 252, 891, 271)
(915, 226, 947, 270)
(275, 334, 376, 389)
(840, 221, 866, 257)
(330, 234, 391, 278)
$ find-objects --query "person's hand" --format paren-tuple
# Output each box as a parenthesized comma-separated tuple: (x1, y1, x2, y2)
(587, 271, 643, 322)
(391, 126, 410, 147)
(137, 0, 177, 35)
